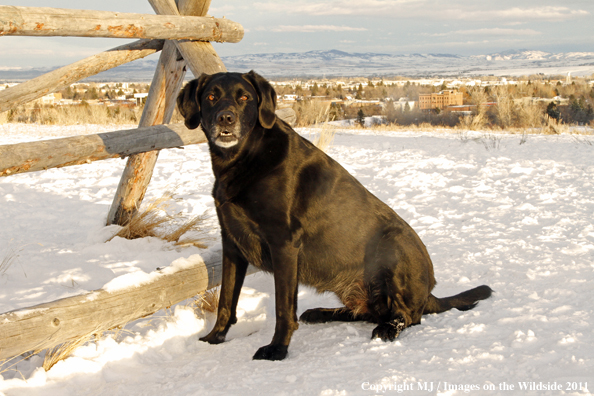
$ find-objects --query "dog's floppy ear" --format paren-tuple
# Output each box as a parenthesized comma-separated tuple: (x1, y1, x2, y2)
(243, 70, 277, 129)
(177, 74, 210, 130)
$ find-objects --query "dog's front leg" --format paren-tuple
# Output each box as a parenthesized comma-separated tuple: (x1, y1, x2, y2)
(200, 245, 248, 345)
(253, 244, 299, 361)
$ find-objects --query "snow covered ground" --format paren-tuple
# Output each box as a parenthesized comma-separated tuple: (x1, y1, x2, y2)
(1, 123, 593, 395)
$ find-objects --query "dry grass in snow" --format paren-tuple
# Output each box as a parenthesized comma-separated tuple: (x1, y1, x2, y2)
(109, 191, 209, 249)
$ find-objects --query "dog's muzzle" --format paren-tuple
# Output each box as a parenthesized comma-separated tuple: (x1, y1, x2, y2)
(214, 110, 240, 148)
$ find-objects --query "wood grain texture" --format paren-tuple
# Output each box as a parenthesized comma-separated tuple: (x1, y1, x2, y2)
(0, 6, 243, 42)
(0, 252, 259, 361)
(150, 0, 227, 77)
(0, 123, 204, 177)
(0, 256, 212, 361)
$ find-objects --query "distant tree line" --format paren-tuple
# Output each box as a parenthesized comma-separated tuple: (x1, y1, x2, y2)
(287, 76, 594, 129)
(57, 83, 150, 101)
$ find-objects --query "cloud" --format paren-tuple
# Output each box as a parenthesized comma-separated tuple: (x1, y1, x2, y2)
(457, 7, 589, 21)
(257, 25, 368, 32)
(207, 5, 238, 16)
(426, 28, 542, 37)
(254, 0, 420, 16)
(254, 1, 589, 22)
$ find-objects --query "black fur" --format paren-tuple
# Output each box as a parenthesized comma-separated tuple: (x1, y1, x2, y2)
(177, 71, 493, 361)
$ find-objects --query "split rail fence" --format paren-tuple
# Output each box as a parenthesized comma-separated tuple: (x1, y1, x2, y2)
(0, 0, 295, 361)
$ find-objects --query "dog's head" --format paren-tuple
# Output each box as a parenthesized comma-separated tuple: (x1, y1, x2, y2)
(177, 71, 277, 150)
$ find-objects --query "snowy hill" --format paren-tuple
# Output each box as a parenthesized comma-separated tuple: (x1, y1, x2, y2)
(2, 49, 594, 81)
(223, 49, 594, 77)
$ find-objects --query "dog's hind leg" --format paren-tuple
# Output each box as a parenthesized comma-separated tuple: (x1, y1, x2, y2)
(371, 314, 406, 341)
(366, 267, 418, 342)
(300, 276, 372, 323)
(300, 307, 372, 323)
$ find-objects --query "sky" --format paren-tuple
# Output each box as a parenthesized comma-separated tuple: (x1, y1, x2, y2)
(1, 0, 593, 69)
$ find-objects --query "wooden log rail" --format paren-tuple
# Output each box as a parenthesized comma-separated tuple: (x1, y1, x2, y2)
(0, 6, 243, 43)
(0, 108, 296, 178)
(0, 124, 203, 177)
(0, 253, 259, 361)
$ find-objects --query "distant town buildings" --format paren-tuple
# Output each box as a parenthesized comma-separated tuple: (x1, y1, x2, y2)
(418, 90, 464, 110)
(37, 92, 62, 106)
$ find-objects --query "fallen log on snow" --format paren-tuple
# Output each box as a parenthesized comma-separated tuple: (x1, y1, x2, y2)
(0, 252, 259, 361)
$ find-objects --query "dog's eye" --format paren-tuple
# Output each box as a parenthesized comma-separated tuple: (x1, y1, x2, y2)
(207, 94, 215, 101)
(240, 95, 249, 101)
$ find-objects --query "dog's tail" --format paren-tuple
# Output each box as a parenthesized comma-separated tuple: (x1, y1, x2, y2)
(423, 285, 493, 314)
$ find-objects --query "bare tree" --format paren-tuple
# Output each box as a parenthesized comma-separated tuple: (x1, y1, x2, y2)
(493, 85, 515, 129)
(461, 86, 489, 130)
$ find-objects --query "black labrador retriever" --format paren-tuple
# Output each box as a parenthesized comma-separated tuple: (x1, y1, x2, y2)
(177, 71, 492, 361)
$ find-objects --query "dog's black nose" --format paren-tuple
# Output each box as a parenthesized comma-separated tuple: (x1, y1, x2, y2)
(217, 110, 236, 126)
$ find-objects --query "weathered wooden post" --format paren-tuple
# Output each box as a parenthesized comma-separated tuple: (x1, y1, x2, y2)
(107, 0, 227, 226)
(106, 40, 187, 225)
(165, 0, 228, 78)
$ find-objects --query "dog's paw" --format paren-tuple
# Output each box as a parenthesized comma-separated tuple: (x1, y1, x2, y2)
(299, 309, 329, 324)
(371, 317, 406, 342)
(199, 332, 226, 345)
(252, 344, 288, 361)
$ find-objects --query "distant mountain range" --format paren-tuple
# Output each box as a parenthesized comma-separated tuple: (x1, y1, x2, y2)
(221, 49, 594, 78)
(2, 49, 594, 82)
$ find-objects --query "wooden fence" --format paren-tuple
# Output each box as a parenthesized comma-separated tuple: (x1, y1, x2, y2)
(0, 0, 295, 361)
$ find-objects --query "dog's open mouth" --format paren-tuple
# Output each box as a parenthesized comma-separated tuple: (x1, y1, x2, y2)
(215, 130, 239, 148)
